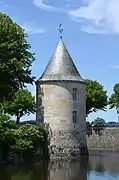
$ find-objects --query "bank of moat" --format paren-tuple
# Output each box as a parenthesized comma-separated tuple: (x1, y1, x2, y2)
(36, 39, 88, 158)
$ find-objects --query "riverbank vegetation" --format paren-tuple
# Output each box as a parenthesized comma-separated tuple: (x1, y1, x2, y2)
(0, 114, 48, 163)
(0, 13, 48, 163)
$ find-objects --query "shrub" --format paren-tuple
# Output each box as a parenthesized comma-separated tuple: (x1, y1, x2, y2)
(0, 115, 48, 161)
(13, 124, 48, 153)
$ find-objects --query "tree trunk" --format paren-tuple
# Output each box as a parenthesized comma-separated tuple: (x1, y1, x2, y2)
(16, 115, 20, 124)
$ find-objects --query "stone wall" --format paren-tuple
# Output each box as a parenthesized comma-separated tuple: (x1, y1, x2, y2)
(37, 81, 86, 131)
(36, 81, 88, 158)
(87, 128, 119, 151)
(49, 130, 88, 158)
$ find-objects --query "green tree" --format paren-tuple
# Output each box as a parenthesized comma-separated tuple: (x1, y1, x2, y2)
(93, 117, 105, 125)
(0, 13, 35, 102)
(86, 79, 108, 116)
(13, 124, 48, 153)
(0, 115, 17, 159)
(109, 83, 119, 111)
(0, 115, 48, 160)
(3, 89, 36, 123)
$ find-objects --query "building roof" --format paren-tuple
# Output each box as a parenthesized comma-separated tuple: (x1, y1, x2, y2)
(38, 39, 84, 82)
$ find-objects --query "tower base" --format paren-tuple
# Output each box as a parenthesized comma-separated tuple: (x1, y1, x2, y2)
(48, 130, 89, 159)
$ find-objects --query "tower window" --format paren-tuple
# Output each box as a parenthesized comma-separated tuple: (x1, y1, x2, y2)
(73, 88, 77, 100)
(73, 111, 77, 124)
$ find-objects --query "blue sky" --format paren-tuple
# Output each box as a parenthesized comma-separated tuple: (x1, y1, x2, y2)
(1, 0, 119, 122)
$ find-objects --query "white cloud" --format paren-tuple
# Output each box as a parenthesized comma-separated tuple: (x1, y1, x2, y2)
(33, 0, 59, 12)
(33, 0, 70, 13)
(81, 25, 110, 34)
(33, 0, 80, 13)
(21, 23, 46, 35)
(33, 0, 119, 34)
(69, 0, 119, 34)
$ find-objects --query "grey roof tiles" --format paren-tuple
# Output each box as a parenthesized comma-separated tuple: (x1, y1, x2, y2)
(38, 39, 84, 82)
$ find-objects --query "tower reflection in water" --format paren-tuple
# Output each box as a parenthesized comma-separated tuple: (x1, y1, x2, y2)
(0, 159, 88, 180)
(1, 153, 119, 180)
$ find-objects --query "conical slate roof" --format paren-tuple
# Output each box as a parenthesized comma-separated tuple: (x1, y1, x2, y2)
(38, 39, 84, 82)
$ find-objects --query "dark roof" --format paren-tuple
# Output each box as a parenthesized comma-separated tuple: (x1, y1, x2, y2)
(38, 39, 84, 82)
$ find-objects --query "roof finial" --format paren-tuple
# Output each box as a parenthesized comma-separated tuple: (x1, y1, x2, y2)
(59, 24, 63, 39)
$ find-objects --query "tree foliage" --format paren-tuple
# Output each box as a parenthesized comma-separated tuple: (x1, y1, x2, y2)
(0, 115, 48, 161)
(93, 117, 105, 125)
(86, 79, 108, 116)
(109, 83, 119, 111)
(0, 13, 49, 162)
(13, 124, 48, 152)
(0, 13, 35, 102)
(3, 89, 36, 123)
(0, 115, 17, 158)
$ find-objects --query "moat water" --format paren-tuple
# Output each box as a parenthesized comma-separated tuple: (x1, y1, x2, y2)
(1, 151, 119, 180)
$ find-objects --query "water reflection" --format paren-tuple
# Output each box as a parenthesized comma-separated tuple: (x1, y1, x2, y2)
(89, 151, 119, 173)
(49, 159, 88, 180)
(1, 152, 119, 180)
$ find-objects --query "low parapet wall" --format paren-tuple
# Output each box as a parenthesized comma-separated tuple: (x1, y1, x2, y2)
(87, 128, 119, 151)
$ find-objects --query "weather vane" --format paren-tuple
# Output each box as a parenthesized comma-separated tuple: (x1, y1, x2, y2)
(59, 24, 63, 39)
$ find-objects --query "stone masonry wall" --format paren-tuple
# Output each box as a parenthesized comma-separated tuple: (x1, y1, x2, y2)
(38, 81, 86, 132)
(87, 128, 119, 151)
(49, 130, 88, 158)
(36, 81, 88, 157)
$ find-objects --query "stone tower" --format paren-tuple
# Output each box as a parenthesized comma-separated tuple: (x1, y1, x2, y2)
(36, 39, 88, 158)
